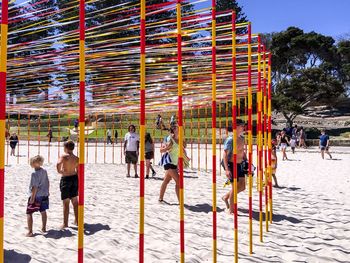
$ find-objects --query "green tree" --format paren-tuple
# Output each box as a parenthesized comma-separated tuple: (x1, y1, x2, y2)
(267, 27, 346, 125)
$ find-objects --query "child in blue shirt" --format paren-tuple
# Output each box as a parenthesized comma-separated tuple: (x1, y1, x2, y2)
(319, 129, 332, 159)
(26, 155, 50, 237)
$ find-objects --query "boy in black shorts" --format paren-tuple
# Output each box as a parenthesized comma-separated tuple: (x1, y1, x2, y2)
(56, 140, 79, 229)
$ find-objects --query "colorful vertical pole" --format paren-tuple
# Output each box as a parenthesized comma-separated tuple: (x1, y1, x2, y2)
(257, 36, 263, 242)
(139, 0, 146, 260)
(0, 1, 8, 261)
(262, 46, 269, 232)
(78, 0, 86, 261)
(247, 22, 253, 254)
(176, 1, 185, 261)
(197, 107, 200, 171)
(267, 53, 273, 223)
(231, 12, 238, 263)
(27, 114, 30, 164)
(211, 1, 217, 261)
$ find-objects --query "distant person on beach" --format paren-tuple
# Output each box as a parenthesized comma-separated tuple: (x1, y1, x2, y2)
(279, 130, 289, 160)
(290, 135, 297, 154)
(56, 140, 79, 229)
(26, 155, 49, 237)
(319, 129, 332, 159)
(145, 133, 156, 179)
(158, 125, 189, 203)
(47, 128, 53, 143)
(106, 129, 112, 144)
(5, 128, 10, 141)
(276, 131, 281, 150)
(292, 124, 298, 145)
(74, 119, 79, 130)
(271, 140, 279, 187)
(170, 114, 176, 126)
(298, 127, 307, 148)
(221, 119, 247, 215)
(124, 124, 140, 178)
(9, 132, 19, 156)
(156, 114, 167, 130)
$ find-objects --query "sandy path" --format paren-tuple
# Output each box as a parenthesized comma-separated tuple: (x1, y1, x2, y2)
(3, 145, 350, 262)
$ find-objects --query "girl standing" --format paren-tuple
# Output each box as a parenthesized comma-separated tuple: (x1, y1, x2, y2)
(145, 133, 156, 179)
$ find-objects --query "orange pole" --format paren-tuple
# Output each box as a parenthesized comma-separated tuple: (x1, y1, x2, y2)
(27, 113, 30, 164)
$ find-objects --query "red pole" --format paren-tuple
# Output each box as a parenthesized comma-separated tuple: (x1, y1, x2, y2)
(268, 53, 273, 223)
(231, 11, 238, 263)
(139, 0, 146, 260)
(262, 46, 269, 231)
(176, 0, 185, 261)
(78, 0, 86, 261)
(247, 22, 253, 254)
(0, 1, 9, 259)
(257, 36, 263, 242)
(211, 0, 217, 261)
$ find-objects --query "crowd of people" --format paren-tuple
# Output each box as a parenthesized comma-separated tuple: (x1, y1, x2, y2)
(19, 117, 337, 236)
(274, 125, 333, 160)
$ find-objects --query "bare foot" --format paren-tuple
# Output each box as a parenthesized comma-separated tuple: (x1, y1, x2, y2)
(221, 196, 229, 209)
(225, 208, 234, 216)
(60, 224, 68, 230)
(40, 228, 47, 234)
(73, 221, 78, 226)
(26, 232, 34, 237)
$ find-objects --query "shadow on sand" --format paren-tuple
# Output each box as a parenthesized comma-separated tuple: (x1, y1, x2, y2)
(84, 223, 111, 236)
(277, 186, 301, 191)
(238, 208, 302, 224)
(185, 203, 225, 213)
(44, 229, 75, 239)
(4, 249, 31, 263)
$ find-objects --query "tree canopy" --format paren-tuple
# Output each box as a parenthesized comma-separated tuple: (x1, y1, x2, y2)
(264, 27, 349, 125)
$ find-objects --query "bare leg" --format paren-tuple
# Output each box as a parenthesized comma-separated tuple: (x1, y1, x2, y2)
(222, 191, 230, 209)
(150, 165, 156, 176)
(168, 169, 180, 202)
(26, 214, 34, 237)
(272, 174, 279, 187)
(61, 199, 70, 229)
(159, 172, 172, 201)
(126, 163, 131, 176)
(71, 197, 79, 226)
(321, 150, 325, 159)
(229, 178, 246, 214)
(134, 163, 138, 177)
(326, 150, 332, 159)
(41, 211, 47, 232)
(146, 159, 151, 177)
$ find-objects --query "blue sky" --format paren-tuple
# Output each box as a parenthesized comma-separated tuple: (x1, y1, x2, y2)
(197, 0, 350, 39)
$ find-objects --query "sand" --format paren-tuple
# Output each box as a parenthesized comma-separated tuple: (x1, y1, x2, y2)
(3, 142, 350, 262)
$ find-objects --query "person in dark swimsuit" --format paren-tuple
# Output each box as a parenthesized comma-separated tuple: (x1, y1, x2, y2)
(56, 140, 79, 229)
(279, 130, 289, 160)
(9, 132, 19, 156)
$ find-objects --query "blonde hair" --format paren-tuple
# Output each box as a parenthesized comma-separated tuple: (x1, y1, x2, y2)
(30, 155, 44, 167)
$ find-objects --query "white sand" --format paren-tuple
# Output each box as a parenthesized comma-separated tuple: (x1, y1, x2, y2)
(4, 143, 350, 262)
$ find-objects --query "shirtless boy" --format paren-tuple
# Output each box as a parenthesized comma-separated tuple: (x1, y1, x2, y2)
(56, 140, 79, 229)
(222, 119, 247, 214)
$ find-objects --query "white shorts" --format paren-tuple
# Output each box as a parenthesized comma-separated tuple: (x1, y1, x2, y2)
(280, 143, 287, 149)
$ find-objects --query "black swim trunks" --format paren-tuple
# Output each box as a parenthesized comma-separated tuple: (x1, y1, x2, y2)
(145, 151, 154, 160)
(60, 175, 78, 200)
(164, 163, 177, 170)
(227, 161, 246, 182)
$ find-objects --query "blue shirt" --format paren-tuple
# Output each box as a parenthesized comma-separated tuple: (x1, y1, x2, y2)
(223, 136, 233, 161)
(319, 134, 329, 147)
